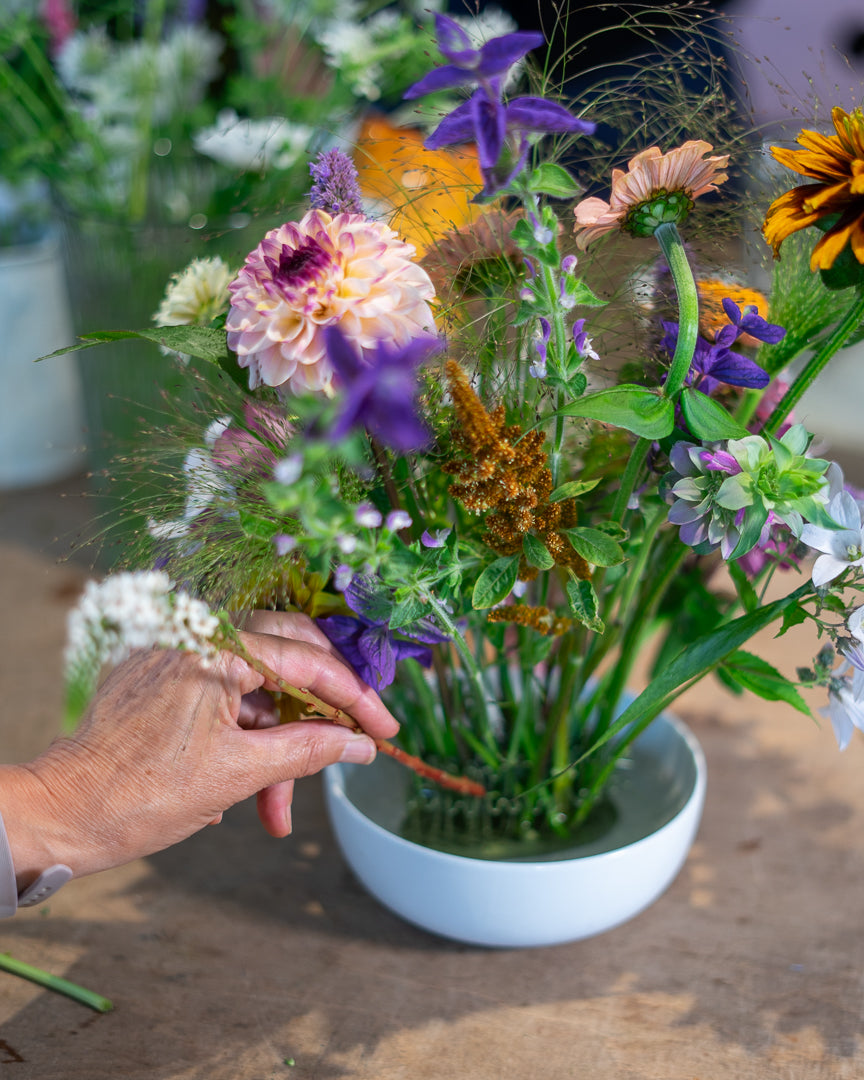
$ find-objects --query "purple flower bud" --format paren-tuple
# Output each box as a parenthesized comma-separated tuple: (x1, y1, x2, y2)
(421, 528, 451, 548)
(273, 534, 297, 556)
(561, 254, 578, 274)
(355, 503, 383, 528)
(333, 564, 353, 592)
(698, 450, 742, 474)
(385, 510, 412, 532)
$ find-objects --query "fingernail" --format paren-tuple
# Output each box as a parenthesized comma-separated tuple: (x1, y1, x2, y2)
(339, 734, 376, 765)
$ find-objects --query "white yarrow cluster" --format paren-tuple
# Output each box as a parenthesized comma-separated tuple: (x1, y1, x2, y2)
(65, 572, 221, 680)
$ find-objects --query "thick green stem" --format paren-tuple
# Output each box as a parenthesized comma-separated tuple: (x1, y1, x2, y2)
(0, 953, 113, 1013)
(762, 289, 864, 436)
(655, 221, 700, 399)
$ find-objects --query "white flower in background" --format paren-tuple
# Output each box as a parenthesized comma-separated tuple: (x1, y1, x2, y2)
(193, 109, 313, 172)
(65, 571, 221, 682)
(148, 417, 233, 541)
(55, 26, 113, 95)
(316, 20, 382, 99)
(799, 490, 864, 587)
(160, 24, 223, 112)
(155, 257, 234, 329)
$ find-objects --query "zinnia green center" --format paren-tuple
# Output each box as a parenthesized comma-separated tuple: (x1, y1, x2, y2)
(624, 190, 694, 237)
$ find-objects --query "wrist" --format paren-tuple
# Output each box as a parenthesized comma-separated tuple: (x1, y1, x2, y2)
(0, 764, 73, 891)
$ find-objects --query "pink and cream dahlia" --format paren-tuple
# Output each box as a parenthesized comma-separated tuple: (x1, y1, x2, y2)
(226, 209, 437, 394)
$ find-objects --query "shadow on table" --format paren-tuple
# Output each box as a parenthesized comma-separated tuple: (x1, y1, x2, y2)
(2, 706, 863, 1078)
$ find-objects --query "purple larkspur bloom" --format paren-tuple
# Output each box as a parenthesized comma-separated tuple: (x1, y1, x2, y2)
(721, 298, 786, 344)
(324, 324, 441, 453)
(317, 576, 449, 690)
(404, 13, 544, 99)
(661, 321, 770, 396)
(427, 85, 594, 197)
(308, 149, 364, 216)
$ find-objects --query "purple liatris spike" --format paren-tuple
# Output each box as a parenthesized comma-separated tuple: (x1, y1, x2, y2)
(309, 149, 364, 216)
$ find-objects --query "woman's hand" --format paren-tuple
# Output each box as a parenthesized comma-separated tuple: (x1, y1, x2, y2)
(0, 615, 398, 888)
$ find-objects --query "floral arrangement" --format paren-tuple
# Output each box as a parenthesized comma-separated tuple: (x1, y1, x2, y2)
(61, 9, 864, 855)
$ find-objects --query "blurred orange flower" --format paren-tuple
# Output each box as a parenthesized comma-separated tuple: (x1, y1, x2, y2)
(353, 115, 485, 255)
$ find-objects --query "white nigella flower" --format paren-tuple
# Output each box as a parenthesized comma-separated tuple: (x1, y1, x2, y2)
(800, 490, 864, 587)
(160, 24, 223, 112)
(821, 670, 864, 751)
(65, 571, 221, 681)
(154, 257, 234, 330)
(316, 21, 382, 100)
(193, 110, 313, 172)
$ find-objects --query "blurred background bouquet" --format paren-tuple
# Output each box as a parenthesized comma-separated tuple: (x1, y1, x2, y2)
(56, 4, 864, 857)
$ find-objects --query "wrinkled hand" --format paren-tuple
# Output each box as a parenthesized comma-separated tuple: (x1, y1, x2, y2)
(1, 615, 398, 885)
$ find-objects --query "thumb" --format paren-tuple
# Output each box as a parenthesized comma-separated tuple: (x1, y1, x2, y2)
(233, 718, 376, 793)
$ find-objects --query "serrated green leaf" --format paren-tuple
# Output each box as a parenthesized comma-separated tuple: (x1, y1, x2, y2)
(389, 595, 428, 631)
(548, 477, 600, 502)
(472, 555, 520, 609)
(778, 602, 809, 637)
(41, 325, 230, 365)
(568, 281, 607, 308)
(565, 578, 604, 633)
(527, 162, 582, 198)
(679, 388, 749, 440)
(557, 385, 674, 439)
(523, 533, 555, 570)
(564, 527, 625, 567)
(718, 650, 811, 715)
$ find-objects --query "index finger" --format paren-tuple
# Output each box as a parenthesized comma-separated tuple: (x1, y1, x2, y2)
(237, 628, 400, 741)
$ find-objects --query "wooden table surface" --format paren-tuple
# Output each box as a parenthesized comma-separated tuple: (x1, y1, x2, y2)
(1, 538, 864, 1080)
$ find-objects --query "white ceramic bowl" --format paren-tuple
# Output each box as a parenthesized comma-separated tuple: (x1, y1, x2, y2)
(323, 712, 707, 948)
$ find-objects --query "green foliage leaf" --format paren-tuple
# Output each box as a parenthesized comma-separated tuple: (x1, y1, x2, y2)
(727, 560, 759, 613)
(679, 388, 749, 440)
(717, 650, 811, 715)
(557, 385, 674, 439)
(389, 595, 428, 631)
(472, 555, 520, 609)
(41, 325, 230, 364)
(238, 510, 280, 543)
(548, 478, 600, 502)
(564, 527, 625, 567)
(778, 602, 809, 637)
(526, 162, 582, 198)
(523, 533, 555, 570)
(579, 581, 813, 763)
(567, 281, 607, 308)
(565, 578, 604, 633)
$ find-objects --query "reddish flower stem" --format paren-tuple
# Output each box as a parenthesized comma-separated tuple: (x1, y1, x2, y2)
(228, 637, 485, 797)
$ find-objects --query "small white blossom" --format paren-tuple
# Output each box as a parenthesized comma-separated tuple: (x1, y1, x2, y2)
(274, 454, 303, 486)
(65, 572, 221, 686)
(800, 491, 864, 587)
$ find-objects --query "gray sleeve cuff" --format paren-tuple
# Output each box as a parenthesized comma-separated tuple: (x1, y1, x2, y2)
(0, 808, 72, 917)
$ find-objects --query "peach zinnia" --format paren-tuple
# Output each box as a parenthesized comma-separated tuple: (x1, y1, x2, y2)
(226, 209, 437, 395)
(762, 106, 864, 271)
(573, 140, 729, 248)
